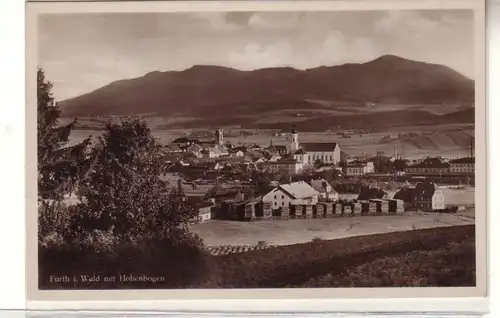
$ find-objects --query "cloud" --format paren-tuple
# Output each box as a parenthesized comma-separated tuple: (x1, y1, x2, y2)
(247, 12, 304, 29)
(371, 10, 474, 76)
(317, 32, 377, 66)
(39, 10, 475, 99)
(190, 12, 240, 31)
(228, 41, 294, 69)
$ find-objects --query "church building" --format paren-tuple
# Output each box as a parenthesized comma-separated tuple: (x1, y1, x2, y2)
(289, 126, 341, 166)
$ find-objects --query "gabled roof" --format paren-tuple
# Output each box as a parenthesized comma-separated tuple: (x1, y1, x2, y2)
(300, 143, 338, 152)
(186, 143, 203, 150)
(172, 137, 199, 144)
(294, 149, 307, 155)
(449, 157, 475, 164)
(408, 158, 450, 168)
(266, 158, 299, 164)
(278, 181, 319, 199)
(310, 179, 336, 193)
(266, 144, 288, 151)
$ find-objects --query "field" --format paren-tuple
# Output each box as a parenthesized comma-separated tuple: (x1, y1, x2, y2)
(199, 225, 476, 288)
(299, 234, 475, 287)
(65, 122, 474, 159)
(192, 211, 474, 246)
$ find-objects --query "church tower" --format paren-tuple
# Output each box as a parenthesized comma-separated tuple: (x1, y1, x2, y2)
(290, 125, 299, 153)
(215, 128, 224, 146)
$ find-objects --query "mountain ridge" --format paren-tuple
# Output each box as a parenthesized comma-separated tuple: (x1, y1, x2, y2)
(59, 54, 475, 120)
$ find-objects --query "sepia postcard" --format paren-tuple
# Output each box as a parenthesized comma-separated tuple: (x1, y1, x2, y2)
(26, 0, 487, 312)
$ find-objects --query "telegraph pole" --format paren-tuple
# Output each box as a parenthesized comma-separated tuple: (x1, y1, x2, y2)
(469, 137, 475, 158)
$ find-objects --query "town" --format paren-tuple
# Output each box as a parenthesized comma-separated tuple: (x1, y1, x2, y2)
(160, 126, 475, 224)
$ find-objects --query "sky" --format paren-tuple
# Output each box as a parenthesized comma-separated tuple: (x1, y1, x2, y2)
(38, 9, 475, 101)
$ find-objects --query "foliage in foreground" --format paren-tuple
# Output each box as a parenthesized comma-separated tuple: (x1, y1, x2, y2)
(37, 69, 206, 289)
(39, 225, 475, 289)
(300, 236, 475, 287)
(37, 68, 91, 201)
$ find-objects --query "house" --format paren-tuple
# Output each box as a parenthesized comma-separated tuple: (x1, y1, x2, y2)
(393, 181, 445, 211)
(248, 144, 261, 151)
(196, 202, 214, 223)
(357, 187, 387, 201)
(163, 145, 184, 153)
(265, 144, 289, 156)
(213, 162, 224, 171)
(449, 157, 475, 173)
(229, 148, 245, 157)
(252, 157, 267, 165)
(163, 152, 183, 164)
(262, 181, 319, 210)
(201, 144, 229, 159)
(185, 143, 204, 158)
(345, 161, 375, 176)
(405, 158, 450, 174)
(310, 179, 338, 201)
(171, 137, 200, 147)
(262, 158, 304, 175)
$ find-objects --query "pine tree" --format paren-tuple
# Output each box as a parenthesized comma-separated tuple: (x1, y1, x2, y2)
(73, 118, 199, 242)
(37, 68, 91, 201)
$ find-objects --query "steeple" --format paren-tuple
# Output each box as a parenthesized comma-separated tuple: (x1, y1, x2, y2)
(215, 128, 224, 146)
(290, 124, 299, 152)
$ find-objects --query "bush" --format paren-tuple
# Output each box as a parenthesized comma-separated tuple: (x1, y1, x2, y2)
(38, 200, 73, 247)
(38, 119, 208, 289)
(39, 230, 209, 289)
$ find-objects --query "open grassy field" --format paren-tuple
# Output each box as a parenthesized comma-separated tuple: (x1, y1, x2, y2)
(66, 122, 474, 159)
(192, 211, 474, 246)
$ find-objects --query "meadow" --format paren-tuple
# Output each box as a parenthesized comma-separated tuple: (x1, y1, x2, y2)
(66, 122, 474, 160)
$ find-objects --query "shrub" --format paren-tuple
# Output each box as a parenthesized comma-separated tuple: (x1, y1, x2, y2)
(39, 229, 209, 289)
(39, 119, 208, 289)
(38, 200, 73, 247)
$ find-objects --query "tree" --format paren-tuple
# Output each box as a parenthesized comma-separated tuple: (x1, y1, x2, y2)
(37, 69, 91, 199)
(314, 159, 323, 169)
(252, 170, 273, 195)
(393, 159, 409, 172)
(72, 119, 199, 242)
(37, 68, 91, 201)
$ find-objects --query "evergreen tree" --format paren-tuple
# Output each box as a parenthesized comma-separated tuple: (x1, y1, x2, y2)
(72, 119, 199, 242)
(37, 68, 91, 201)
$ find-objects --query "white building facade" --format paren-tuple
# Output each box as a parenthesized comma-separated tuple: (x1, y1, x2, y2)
(288, 126, 342, 166)
(262, 181, 319, 210)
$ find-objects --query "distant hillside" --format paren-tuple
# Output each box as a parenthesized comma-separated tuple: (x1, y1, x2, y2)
(160, 108, 474, 131)
(60, 55, 475, 118)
